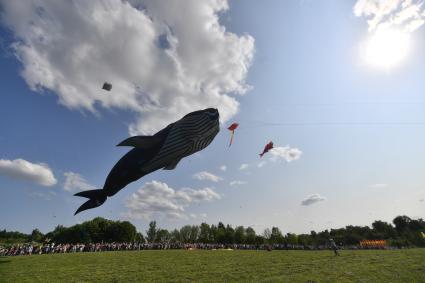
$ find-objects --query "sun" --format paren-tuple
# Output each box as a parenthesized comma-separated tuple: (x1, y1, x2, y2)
(364, 28, 410, 69)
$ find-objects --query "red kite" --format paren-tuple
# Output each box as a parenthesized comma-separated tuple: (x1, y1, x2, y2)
(259, 141, 273, 157)
(227, 123, 239, 147)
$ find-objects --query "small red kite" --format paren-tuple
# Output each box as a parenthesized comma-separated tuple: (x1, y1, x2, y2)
(227, 123, 239, 147)
(259, 141, 273, 157)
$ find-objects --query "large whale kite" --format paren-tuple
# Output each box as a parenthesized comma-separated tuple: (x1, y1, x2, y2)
(74, 108, 220, 215)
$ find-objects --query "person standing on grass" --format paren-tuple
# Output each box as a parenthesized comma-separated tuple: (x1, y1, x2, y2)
(329, 238, 340, 256)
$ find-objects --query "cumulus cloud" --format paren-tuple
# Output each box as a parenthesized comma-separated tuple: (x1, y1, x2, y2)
(219, 165, 227, 171)
(229, 180, 247, 186)
(192, 171, 223, 182)
(0, 0, 254, 135)
(123, 180, 221, 220)
(354, 0, 425, 32)
(189, 213, 207, 219)
(63, 172, 96, 192)
(239, 163, 249, 170)
(0, 158, 57, 186)
(269, 146, 302, 163)
(301, 194, 326, 206)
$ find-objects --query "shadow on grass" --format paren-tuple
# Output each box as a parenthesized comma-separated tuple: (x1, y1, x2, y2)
(0, 256, 11, 264)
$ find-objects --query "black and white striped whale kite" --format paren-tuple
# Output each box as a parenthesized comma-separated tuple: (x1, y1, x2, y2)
(74, 108, 220, 215)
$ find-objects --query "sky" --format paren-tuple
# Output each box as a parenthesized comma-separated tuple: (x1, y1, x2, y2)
(0, 0, 425, 235)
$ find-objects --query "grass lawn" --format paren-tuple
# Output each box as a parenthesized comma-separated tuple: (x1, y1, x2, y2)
(1, 249, 425, 282)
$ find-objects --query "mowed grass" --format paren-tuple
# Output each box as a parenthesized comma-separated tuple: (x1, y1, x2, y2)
(1, 249, 425, 283)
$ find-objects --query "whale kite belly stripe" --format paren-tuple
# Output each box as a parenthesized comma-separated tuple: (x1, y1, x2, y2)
(144, 115, 218, 170)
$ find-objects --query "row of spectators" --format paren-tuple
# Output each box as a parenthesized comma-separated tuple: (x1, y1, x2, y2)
(0, 242, 387, 257)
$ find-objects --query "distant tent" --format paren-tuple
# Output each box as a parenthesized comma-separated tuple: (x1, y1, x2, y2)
(102, 82, 112, 91)
(359, 240, 386, 248)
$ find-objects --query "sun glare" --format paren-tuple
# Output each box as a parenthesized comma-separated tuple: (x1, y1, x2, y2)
(365, 29, 410, 69)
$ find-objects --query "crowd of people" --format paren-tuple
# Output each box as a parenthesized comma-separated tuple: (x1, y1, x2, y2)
(0, 242, 376, 257)
(1, 242, 146, 256)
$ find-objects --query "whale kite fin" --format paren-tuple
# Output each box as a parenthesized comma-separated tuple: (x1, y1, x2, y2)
(74, 189, 107, 215)
(117, 136, 163, 149)
(163, 159, 181, 170)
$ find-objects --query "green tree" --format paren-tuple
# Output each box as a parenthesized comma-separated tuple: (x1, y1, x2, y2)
(263, 228, 271, 243)
(234, 226, 245, 244)
(209, 225, 218, 243)
(224, 225, 235, 244)
(113, 221, 136, 242)
(30, 229, 44, 242)
(245, 227, 256, 244)
(216, 222, 226, 244)
(270, 227, 284, 244)
(170, 229, 181, 243)
(146, 221, 158, 243)
(298, 234, 312, 246)
(286, 233, 298, 245)
(198, 223, 211, 243)
(189, 226, 200, 243)
(135, 232, 145, 243)
(393, 216, 411, 234)
(254, 235, 265, 245)
(372, 220, 396, 239)
(179, 225, 192, 243)
(156, 229, 171, 242)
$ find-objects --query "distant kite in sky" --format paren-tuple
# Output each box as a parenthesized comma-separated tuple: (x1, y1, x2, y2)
(227, 123, 239, 147)
(102, 82, 112, 91)
(259, 141, 273, 157)
(74, 108, 220, 215)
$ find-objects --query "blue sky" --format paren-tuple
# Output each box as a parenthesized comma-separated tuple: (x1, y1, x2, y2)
(1, 0, 425, 235)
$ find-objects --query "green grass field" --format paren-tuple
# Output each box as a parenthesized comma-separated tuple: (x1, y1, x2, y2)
(1, 249, 425, 282)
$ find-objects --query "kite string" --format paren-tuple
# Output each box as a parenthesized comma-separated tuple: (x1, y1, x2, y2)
(229, 131, 234, 147)
(231, 119, 425, 130)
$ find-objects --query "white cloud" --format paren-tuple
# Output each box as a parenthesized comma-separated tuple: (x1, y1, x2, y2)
(124, 180, 220, 220)
(0, 158, 57, 187)
(219, 165, 227, 171)
(192, 171, 223, 182)
(63, 172, 96, 192)
(229, 180, 247, 186)
(269, 146, 302, 162)
(369, 183, 389, 189)
(257, 161, 266, 168)
(239, 163, 249, 170)
(301, 194, 326, 206)
(0, 0, 254, 135)
(354, 0, 425, 32)
(189, 213, 208, 219)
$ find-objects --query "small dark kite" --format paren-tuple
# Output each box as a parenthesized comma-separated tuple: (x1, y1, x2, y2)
(102, 82, 112, 91)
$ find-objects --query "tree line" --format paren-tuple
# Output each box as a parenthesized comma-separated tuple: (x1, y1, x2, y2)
(1, 215, 425, 247)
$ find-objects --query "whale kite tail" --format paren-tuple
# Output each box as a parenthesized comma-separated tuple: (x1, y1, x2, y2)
(74, 189, 107, 215)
